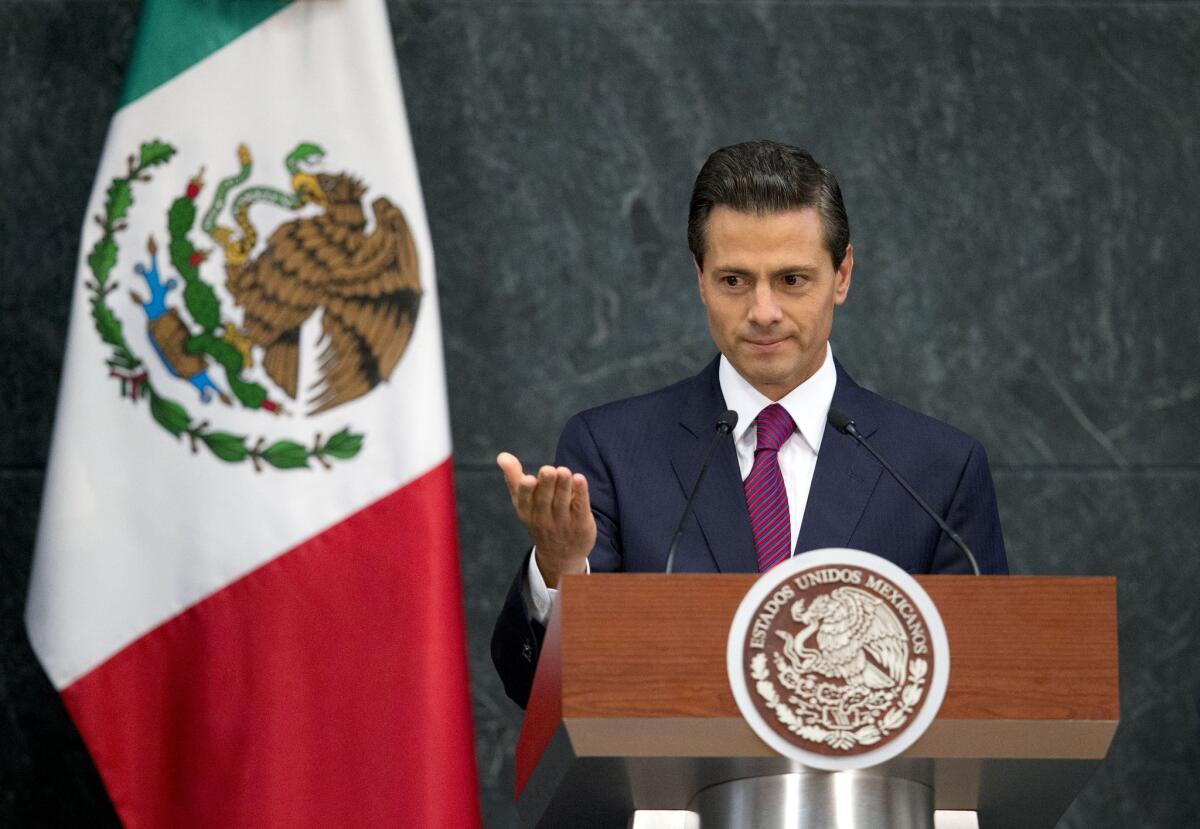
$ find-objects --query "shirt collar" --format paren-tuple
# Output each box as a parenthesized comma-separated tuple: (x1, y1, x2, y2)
(718, 343, 837, 455)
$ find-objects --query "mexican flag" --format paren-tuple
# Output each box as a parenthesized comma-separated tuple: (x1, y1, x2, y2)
(25, 1, 480, 826)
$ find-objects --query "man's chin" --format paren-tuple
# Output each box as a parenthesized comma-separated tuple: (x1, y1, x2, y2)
(729, 350, 821, 396)
(734, 365, 794, 395)
(737, 349, 794, 375)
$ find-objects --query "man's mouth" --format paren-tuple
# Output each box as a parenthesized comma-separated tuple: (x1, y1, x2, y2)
(745, 337, 787, 350)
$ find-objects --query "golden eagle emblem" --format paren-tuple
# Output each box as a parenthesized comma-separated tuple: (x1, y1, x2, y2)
(783, 587, 908, 690)
(211, 145, 422, 414)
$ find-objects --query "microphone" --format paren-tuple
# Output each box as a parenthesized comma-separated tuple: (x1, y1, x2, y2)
(827, 408, 981, 576)
(664, 410, 738, 574)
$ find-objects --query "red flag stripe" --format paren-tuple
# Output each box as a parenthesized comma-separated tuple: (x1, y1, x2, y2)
(61, 459, 480, 828)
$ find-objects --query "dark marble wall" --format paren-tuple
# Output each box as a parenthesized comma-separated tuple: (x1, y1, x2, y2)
(3, 1, 1198, 827)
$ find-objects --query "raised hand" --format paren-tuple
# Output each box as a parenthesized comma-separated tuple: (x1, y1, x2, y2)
(496, 452, 596, 589)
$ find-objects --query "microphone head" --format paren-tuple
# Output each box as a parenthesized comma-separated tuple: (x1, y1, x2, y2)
(716, 409, 738, 434)
(827, 408, 854, 434)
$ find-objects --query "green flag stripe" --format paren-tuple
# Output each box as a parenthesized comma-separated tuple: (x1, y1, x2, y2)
(119, 0, 293, 108)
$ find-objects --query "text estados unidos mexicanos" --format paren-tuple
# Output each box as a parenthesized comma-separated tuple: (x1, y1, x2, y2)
(747, 567, 928, 654)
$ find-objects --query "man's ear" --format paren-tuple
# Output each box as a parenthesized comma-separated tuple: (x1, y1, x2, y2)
(694, 256, 708, 304)
(834, 244, 853, 305)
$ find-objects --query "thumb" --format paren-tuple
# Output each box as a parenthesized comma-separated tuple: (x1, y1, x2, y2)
(496, 452, 523, 493)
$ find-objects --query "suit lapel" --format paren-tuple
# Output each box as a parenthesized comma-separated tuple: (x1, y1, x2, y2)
(795, 363, 884, 553)
(668, 359, 758, 573)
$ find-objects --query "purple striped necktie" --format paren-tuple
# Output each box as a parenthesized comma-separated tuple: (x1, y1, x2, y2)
(744, 403, 796, 573)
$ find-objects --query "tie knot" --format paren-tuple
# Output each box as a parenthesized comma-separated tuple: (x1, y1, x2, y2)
(754, 404, 794, 453)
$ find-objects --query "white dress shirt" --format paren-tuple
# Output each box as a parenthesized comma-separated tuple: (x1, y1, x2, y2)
(719, 343, 837, 556)
(526, 345, 838, 624)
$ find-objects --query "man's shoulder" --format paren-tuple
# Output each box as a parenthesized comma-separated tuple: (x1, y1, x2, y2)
(838, 367, 982, 459)
(568, 360, 718, 432)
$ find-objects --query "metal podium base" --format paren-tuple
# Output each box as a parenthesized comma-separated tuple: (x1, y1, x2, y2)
(687, 770, 933, 829)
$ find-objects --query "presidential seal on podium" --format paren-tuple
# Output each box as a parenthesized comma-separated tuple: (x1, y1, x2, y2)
(727, 548, 951, 771)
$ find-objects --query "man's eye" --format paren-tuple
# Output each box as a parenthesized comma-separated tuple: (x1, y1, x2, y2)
(722, 276, 743, 287)
(783, 274, 803, 286)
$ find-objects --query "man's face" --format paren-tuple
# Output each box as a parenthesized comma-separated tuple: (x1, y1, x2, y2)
(696, 206, 853, 400)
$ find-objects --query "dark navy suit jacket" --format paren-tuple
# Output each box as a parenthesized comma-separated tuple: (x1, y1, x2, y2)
(491, 357, 1007, 707)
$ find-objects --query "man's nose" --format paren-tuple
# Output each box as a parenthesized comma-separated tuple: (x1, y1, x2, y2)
(747, 283, 783, 326)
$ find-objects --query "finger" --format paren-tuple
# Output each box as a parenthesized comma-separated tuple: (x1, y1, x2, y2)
(570, 473, 591, 516)
(550, 467, 573, 521)
(513, 471, 538, 518)
(499, 451, 536, 516)
(496, 452, 524, 496)
(530, 465, 559, 520)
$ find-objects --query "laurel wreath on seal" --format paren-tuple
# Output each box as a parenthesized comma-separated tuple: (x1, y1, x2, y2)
(84, 140, 363, 471)
(750, 652, 929, 751)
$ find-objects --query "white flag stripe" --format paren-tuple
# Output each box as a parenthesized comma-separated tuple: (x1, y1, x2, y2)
(28, 0, 450, 689)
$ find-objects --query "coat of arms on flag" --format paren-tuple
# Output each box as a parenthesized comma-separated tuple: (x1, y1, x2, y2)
(87, 137, 424, 470)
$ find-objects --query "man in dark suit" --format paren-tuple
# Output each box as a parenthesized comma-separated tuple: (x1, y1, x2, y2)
(492, 140, 1008, 709)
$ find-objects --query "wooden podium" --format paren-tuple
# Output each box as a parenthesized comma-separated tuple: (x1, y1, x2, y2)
(515, 574, 1118, 828)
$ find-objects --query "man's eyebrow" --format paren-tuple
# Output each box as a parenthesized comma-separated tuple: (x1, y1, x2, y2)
(711, 264, 821, 275)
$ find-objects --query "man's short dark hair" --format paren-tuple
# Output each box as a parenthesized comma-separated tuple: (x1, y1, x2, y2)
(688, 140, 850, 270)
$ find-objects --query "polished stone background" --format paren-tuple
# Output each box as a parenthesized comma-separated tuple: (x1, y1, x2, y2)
(2, 1, 1198, 826)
